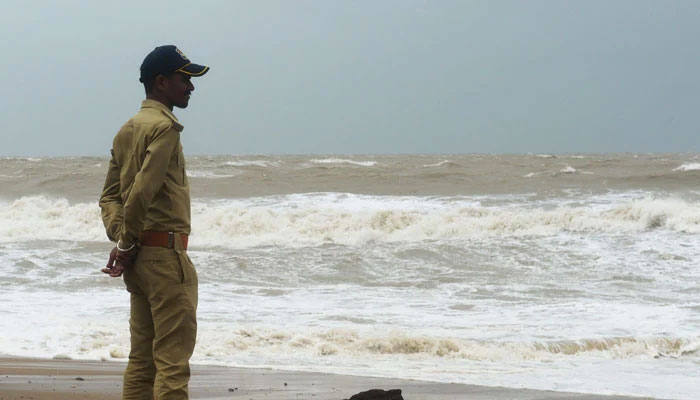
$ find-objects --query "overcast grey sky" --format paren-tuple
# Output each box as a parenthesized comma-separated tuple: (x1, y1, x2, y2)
(1, 0, 699, 156)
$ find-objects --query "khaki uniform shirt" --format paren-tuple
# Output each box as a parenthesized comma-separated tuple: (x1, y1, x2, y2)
(99, 99, 191, 246)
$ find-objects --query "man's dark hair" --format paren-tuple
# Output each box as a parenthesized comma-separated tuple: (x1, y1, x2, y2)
(142, 75, 155, 94)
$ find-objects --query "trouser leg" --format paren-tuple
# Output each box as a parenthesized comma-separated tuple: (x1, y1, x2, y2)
(122, 290, 156, 399)
(147, 249, 198, 400)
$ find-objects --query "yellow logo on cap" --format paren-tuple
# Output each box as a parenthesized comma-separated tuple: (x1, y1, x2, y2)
(175, 48, 189, 61)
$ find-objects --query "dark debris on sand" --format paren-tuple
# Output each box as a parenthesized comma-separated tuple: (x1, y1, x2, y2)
(344, 388, 403, 400)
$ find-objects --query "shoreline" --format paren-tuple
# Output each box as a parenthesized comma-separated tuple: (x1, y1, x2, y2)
(0, 357, 654, 400)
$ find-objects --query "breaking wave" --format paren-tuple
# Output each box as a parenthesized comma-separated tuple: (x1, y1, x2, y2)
(673, 163, 700, 172)
(187, 170, 239, 179)
(423, 160, 456, 168)
(59, 324, 699, 363)
(222, 160, 279, 168)
(194, 330, 700, 361)
(2, 195, 699, 247)
(309, 158, 378, 167)
(559, 165, 578, 174)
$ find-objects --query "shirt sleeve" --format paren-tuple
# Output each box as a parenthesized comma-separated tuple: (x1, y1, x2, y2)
(119, 123, 180, 246)
(98, 149, 123, 242)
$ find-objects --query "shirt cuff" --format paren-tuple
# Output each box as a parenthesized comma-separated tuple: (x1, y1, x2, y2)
(117, 234, 137, 250)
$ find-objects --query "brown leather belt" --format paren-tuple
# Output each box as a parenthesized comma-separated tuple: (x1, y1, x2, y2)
(138, 231, 188, 250)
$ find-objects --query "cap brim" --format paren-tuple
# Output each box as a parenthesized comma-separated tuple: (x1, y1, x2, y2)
(177, 63, 209, 77)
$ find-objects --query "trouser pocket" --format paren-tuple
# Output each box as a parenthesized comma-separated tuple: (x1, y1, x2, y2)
(175, 250, 198, 311)
(175, 250, 197, 286)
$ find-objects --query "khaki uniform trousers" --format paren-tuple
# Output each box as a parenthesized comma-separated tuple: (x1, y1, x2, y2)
(122, 235, 198, 400)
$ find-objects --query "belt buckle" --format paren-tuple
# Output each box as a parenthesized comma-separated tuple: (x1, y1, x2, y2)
(167, 232, 174, 249)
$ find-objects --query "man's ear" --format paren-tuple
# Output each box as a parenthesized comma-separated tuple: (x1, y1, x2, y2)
(154, 75, 169, 92)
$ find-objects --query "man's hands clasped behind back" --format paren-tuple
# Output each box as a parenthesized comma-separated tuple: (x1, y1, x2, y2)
(102, 245, 139, 277)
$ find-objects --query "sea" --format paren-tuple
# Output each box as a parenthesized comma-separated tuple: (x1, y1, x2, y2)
(0, 154, 698, 399)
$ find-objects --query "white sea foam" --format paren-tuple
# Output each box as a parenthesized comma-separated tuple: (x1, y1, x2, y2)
(309, 158, 377, 167)
(673, 163, 700, 172)
(559, 165, 578, 174)
(0, 157, 42, 162)
(3, 195, 700, 247)
(2, 291, 697, 400)
(44, 326, 697, 365)
(223, 160, 279, 167)
(0, 196, 104, 242)
(187, 170, 238, 179)
(3, 286, 696, 370)
(195, 329, 700, 362)
(554, 165, 593, 175)
(423, 160, 450, 167)
(192, 195, 700, 247)
(1, 207, 698, 398)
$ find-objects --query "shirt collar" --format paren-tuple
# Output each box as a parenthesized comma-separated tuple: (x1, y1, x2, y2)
(140, 99, 184, 132)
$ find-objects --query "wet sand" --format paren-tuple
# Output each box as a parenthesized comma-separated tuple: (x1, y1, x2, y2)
(0, 357, 652, 400)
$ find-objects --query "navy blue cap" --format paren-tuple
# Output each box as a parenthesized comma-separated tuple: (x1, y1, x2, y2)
(139, 45, 209, 82)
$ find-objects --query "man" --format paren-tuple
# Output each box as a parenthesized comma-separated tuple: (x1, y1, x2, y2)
(99, 45, 209, 400)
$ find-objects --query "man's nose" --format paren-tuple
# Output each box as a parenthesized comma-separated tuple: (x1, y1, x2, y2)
(189, 81, 195, 91)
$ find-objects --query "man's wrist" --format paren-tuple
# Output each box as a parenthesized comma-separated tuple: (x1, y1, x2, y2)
(117, 240, 136, 252)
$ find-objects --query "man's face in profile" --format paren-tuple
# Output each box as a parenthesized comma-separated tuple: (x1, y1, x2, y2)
(163, 72, 194, 109)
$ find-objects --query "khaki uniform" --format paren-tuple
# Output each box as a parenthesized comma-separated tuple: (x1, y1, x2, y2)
(100, 99, 198, 400)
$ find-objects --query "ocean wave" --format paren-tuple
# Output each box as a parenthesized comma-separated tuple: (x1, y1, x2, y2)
(3, 157, 42, 162)
(62, 324, 700, 363)
(422, 160, 453, 168)
(309, 158, 378, 167)
(1, 311, 695, 399)
(272, 331, 698, 361)
(673, 163, 700, 172)
(3, 195, 699, 247)
(187, 170, 238, 179)
(0, 196, 104, 243)
(9, 317, 694, 364)
(223, 160, 279, 168)
(553, 165, 593, 176)
(194, 196, 700, 247)
(558, 165, 578, 174)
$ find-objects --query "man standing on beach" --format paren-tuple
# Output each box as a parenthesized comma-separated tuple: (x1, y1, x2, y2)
(99, 45, 209, 400)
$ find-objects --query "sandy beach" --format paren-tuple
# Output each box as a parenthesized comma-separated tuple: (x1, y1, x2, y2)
(0, 357, 654, 400)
